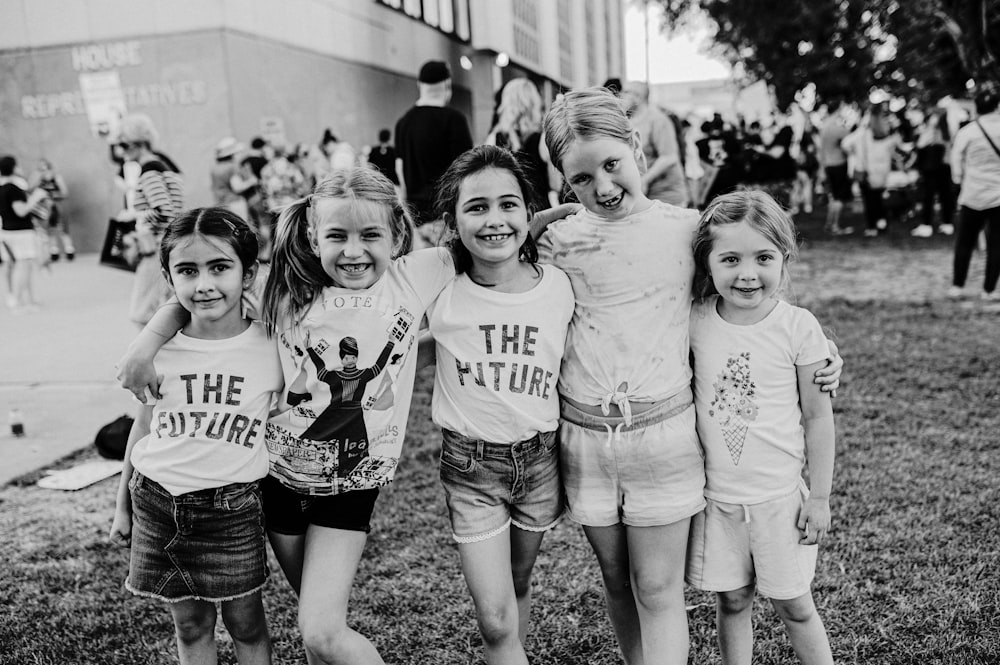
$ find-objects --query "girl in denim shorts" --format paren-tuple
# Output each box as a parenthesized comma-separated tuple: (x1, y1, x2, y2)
(426, 145, 574, 664)
(110, 208, 282, 664)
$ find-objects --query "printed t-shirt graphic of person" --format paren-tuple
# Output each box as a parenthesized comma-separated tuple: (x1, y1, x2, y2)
(298, 336, 396, 477)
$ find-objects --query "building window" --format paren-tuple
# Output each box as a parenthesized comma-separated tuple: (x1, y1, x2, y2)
(377, 0, 470, 41)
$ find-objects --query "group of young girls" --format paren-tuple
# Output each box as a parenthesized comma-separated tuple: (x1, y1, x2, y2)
(112, 86, 841, 665)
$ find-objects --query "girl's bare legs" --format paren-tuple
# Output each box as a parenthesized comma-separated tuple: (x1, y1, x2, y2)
(582, 524, 643, 665)
(269, 527, 383, 665)
(770, 593, 833, 665)
(716, 585, 755, 665)
(170, 598, 219, 665)
(299, 527, 383, 665)
(510, 527, 545, 642)
(221, 591, 272, 665)
(458, 526, 545, 664)
(626, 519, 691, 665)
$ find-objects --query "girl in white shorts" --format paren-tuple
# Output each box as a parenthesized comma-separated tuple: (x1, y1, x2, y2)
(535, 88, 842, 665)
(687, 190, 836, 664)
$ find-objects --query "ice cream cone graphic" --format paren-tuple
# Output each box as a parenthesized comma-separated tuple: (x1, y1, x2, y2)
(708, 352, 758, 466)
(721, 418, 749, 465)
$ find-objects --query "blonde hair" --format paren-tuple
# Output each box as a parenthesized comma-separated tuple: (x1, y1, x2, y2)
(491, 79, 543, 152)
(118, 113, 159, 148)
(543, 87, 633, 174)
(261, 167, 414, 334)
(692, 189, 799, 300)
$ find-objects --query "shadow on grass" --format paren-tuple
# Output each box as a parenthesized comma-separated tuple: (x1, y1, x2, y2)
(1, 298, 997, 664)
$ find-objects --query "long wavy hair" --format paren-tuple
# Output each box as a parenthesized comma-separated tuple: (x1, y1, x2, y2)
(261, 167, 414, 334)
(490, 78, 543, 152)
(433, 145, 538, 275)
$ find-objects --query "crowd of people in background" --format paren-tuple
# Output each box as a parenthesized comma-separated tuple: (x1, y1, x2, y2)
(3, 70, 999, 314)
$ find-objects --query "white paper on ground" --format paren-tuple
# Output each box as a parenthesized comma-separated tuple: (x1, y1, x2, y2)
(36, 459, 123, 491)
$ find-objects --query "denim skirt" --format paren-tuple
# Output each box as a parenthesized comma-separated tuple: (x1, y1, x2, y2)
(125, 471, 269, 603)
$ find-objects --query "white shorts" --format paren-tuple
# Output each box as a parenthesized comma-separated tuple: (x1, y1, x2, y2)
(559, 389, 706, 527)
(686, 483, 818, 600)
(0, 229, 39, 261)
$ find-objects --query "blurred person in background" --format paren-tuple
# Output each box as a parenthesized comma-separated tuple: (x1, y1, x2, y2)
(394, 59, 473, 243)
(28, 158, 73, 262)
(949, 84, 1000, 301)
(844, 104, 906, 237)
(622, 80, 689, 207)
(210, 137, 255, 222)
(364, 128, 400, 196)
(911, 108, 956, 238)
(114, 113, 184, 326)
(486, 77, 553, 210)
(0, 154, 49, 311)
(819, 99, 855, 235)
(259, 143, 308, 262)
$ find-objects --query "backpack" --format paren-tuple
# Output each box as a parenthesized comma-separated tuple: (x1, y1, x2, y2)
(94, 414, 134, 460)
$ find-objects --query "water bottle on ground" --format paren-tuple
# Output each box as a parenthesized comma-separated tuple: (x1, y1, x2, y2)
(9, 408, 25, 437)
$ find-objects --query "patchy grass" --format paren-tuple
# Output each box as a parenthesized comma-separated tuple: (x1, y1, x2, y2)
(2, 206, 998, 664)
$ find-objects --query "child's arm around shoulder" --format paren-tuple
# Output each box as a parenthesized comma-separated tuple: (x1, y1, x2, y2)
(108, 405, 154, 548)
(529, 202, 582, 241)
(117, 300, 189, 403)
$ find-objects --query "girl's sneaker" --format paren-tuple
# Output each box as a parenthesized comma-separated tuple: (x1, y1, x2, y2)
(910, 224, 934, 238)
(937, 224, 954, 235)
(947, 286, 964, 300)
(981, 290, 1000, 302)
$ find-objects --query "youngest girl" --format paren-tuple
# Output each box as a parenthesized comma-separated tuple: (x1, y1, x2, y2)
(686, 190, 835, 665)
(427, 145, 574, 664)
(110, 208, 282, 665)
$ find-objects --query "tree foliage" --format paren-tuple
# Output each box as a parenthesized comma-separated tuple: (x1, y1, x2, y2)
(650, 0, 1000, 106)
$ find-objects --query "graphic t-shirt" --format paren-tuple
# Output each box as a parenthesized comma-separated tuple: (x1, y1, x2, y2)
(536, 201, 697, 407)
(130, 323, 283, 496)
(689, 296, 829, 504)
(267, 248, 454, 495)
(429, 266, 574, 443)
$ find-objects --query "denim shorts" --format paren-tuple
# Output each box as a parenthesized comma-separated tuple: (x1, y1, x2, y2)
(261, 474, 380, 535)
(126, 471, 269, 603)
(686, 483, 818, 600)
(559, 388, 706, 527)
(439, 428, 564, 543)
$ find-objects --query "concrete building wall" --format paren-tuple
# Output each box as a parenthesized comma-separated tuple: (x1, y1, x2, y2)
(1, 0, 624, 252)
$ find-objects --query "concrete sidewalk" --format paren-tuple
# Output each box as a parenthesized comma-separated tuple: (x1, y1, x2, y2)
(1, 254, 137, 486)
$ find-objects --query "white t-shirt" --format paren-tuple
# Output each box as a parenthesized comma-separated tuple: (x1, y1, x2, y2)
(429, 266, 574, 442)
(689, 296, 829, 504)
(536, 201, 697, 406)
(130, 323, 283, 496)
(266, 248, 454, 495)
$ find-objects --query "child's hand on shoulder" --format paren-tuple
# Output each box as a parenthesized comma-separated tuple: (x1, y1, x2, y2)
(798, 496, 831, 545)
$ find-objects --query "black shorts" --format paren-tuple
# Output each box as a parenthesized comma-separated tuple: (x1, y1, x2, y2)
(261, 475, 380, 534)
(824, 164, 853, 202)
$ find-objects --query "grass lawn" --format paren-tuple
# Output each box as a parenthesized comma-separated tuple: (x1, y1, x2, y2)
(2, 206, 998, 664)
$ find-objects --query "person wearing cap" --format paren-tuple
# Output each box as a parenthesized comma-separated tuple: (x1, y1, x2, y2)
(393, 59, 473, 241)
(114, 113, 184, 326)
(211, 136, 255, 223)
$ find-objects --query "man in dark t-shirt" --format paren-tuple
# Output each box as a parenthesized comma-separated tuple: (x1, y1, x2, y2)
(394, 60, 473, 228)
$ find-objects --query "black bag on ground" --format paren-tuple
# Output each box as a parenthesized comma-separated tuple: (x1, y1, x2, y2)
(95, 414, 133, 459)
